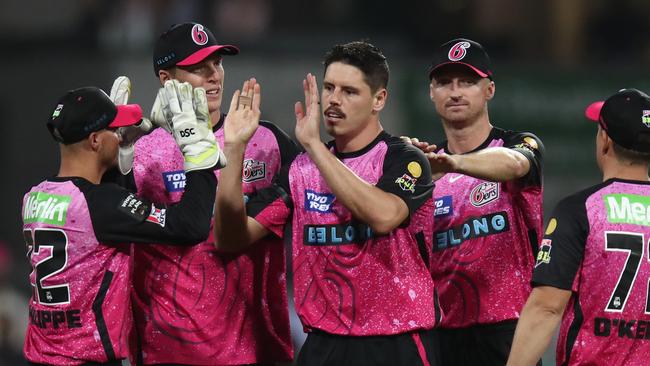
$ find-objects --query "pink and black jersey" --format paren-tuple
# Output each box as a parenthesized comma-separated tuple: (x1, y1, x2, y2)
(430, 127, 544, 328)
(130, 116, 298, 365)
(533, 179, 650, 366)
(21, 171, 216, 365)
(248, 131, 440, 336)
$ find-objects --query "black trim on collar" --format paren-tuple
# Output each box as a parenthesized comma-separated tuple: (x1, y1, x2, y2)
(212, 113, 226, 132)
(438, 126, 504, 155)
(328, 131, 389, 159)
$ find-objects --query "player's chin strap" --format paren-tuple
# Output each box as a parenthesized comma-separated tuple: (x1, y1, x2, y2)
(109, 76, 155, 175)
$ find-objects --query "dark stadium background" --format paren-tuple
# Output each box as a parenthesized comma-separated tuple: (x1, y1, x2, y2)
(2, 0, 649, 364)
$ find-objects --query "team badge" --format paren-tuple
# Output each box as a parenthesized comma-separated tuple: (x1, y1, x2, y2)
(448, 41, 471, 61)
(305, 190, 335, 213)
(242, 159, 266, 183)
(191, 24, 208, 45)
(470, 182, 499, 207)
(643, 110, 650, 128)
(535, 239, 552, 267)
(395, 174, 417, 193)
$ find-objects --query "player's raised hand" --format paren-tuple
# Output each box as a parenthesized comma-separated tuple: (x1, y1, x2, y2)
(224, 78, 261, 146)
(162, 80, 226, 171)
(294, 73, 322, 149)
(109, 76, 153, 174)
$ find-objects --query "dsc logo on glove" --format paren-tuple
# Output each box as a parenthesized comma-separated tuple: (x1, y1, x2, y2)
(180, 128, 196, 138)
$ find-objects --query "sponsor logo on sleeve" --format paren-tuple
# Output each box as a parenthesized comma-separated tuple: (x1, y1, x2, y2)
(395, 174, 417, 193)
(604, 194, 650, 227)
(23, 192, 71, 226)
(514, 136, 538, 153)
(242, 159, 266, 183)
(146, 205, 167, 227)
(305, 190, 335, 213)
(118, 194, 150, 220)
(163, 170, 186, 192)
(535, 239, 552, 267)
(470, 182, 499, 207)
(434, 195, 453, 217)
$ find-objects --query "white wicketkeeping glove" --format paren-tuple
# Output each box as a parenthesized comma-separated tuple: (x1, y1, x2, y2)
(109, 76, 153, 175)
(160, 80, 226, 172)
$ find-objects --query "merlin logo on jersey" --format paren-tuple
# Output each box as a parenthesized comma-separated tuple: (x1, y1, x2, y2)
(242, 159, 266, 183)
(23, 192, 71, 226)
(643, 110, 650, 127)
(305, 190, 335, 213)
(304, 222, 373, 246)
(146, 205, 167, 227)
(434, 196, 453, 217)
(604, 194, 650, 227)
(434, 211, 509, 251)
(163, 170, 186, 192)
(470, 182, 499, 207)
(535, 239, 552, 267)
(395, 174, 417, 193)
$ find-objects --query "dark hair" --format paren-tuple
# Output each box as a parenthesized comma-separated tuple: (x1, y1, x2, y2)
(613, 142, 650, 165)
(323, 41, 389, 93)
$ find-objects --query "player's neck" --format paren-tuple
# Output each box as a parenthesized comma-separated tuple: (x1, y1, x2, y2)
(210, 109, 221, 128)
(334, 120, 383, 153)
(443, 116, 492, 154)
(602, 164, 650, 183)
(58, 149, 105, 184)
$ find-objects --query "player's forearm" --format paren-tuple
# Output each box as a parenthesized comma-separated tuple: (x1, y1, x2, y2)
(304, 143, 407, 234)
(214, 142, 254, 251)
(507, 287, 568, 366)
(456, 147, 530, 182)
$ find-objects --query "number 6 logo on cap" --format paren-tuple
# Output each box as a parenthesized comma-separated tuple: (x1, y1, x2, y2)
(191, 24, 209, 46)
(448, 41, 471, 61)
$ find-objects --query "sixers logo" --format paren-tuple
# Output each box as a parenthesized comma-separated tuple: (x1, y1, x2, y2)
(448, 41, 471, 61)
(242, 159, 266, 182)
(191, 24, 209, 45)
(470, 182, 499, 207)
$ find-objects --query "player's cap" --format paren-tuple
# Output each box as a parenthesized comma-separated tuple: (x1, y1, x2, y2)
(428, 38, 493, 80)
(153, 22, 239, 76)
(47, 87, 143, 144)
(585, 88, 650, 153)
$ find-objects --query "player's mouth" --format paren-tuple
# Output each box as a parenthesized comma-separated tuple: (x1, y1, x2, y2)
(446, 101, 469, 109)
(205, 87, 221, 98)
(324, 107, 345, 123)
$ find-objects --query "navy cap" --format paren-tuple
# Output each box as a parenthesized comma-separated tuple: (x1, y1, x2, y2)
(585, 88, 650, 153)
(153, 22, 239, 75)
(428, 38, 493, 80)
(47, 87, 142, 144)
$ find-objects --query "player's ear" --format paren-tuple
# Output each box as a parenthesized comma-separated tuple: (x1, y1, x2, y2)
(485, 79, 495, 101)
(372, 88, 388, 113)
(87, 131, 102, 152)
(158, 69, 173, 85)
